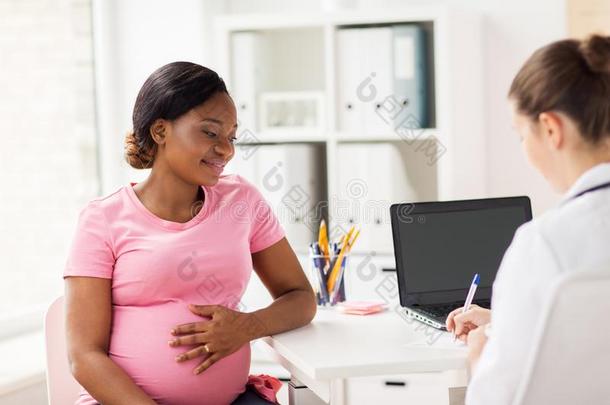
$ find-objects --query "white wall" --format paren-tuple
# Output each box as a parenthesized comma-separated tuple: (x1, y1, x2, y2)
(93, 0, 224, 193)
(97, 0, 567, 215)
(464, 0, 566, 215)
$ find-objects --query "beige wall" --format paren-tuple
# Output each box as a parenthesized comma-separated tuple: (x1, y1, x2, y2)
(567, 0, 610, 37)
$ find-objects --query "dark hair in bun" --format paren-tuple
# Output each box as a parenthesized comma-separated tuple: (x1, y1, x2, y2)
(124, 62, 228, 169)
(509, 34, 610, 144)
(580, 34, 610, 74)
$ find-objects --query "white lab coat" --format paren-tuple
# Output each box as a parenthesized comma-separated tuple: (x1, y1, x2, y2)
(466, 163, 610, 405)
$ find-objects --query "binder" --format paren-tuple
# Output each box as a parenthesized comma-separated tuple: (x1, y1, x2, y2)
(335, 143, 372, 250)
(285, 144, 321, 250)
(367, 143, 416, 254)
(231, 31, 265, 135)
(336, 28, 363, 134)
(336, 24, 429, 135)
(361, 27, 393, 136)
(391, 25, 429, 130)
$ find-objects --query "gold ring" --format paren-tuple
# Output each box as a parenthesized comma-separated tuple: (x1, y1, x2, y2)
(204, 344, 211, 353)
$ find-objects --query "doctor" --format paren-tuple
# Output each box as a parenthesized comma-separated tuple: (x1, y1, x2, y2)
(446, 34, 610, 404)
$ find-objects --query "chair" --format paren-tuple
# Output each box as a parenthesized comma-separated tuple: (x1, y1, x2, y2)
(44, 296, 82, 405)
(512, 268, 610, 405)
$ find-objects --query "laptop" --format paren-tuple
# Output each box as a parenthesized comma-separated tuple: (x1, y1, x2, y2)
(390, 196, 532, 330)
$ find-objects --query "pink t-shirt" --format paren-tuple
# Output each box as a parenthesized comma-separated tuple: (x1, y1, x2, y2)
(64, 174, 285, 405)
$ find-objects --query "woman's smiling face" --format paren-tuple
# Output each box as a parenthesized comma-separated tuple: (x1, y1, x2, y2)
(159, 91, 238, 186)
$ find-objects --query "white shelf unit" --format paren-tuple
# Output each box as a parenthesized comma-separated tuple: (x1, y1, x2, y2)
(217, 11, 483, 401)
(215, 7, 485, 259)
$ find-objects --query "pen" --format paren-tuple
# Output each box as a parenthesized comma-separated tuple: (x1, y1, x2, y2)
(454, 273, 480, 341)
(308, 244, 321, 305)
(331, 228, 360, 303)
(327, 226, 354, 293)
(330, 253, 348, 304)
(312, 243, 329, 304)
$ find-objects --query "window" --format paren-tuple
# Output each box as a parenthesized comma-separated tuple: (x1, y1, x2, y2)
(0, 0, 99, 337)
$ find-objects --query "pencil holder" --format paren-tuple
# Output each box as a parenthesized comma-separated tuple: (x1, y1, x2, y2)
(308, 253, 348, 307)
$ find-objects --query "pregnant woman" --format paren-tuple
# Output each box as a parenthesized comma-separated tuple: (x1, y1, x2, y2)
(64, 62, 317, 405)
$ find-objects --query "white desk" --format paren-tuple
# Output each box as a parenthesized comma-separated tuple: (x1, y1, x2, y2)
(261, 307, 469, 405)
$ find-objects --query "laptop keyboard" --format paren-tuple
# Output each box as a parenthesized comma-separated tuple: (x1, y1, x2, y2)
(416, 304, 459, 319)
(413, 300, 491, 320)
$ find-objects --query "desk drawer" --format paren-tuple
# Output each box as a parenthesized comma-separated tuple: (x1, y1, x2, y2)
(345, 373, 448, 405)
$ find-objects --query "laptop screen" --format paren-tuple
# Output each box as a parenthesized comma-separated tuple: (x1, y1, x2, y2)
(390, 197, 532, 307)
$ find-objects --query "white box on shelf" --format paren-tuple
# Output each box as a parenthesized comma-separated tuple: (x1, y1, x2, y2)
(259, 91, 326, 137)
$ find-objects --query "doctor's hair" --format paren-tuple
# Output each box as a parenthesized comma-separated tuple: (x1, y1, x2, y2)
(124, 62, 229, 169)
(508, 34, 610, 144)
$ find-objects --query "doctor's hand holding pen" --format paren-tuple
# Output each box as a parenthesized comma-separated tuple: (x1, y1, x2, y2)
(447, 303, 492, 371)
(445, 273, 493, 372)
(446, 304, 491, 342)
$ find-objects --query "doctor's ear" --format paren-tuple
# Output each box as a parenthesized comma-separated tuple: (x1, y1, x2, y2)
(537, 111, 565, 150)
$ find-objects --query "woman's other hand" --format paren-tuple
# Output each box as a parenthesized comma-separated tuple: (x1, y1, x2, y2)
(168, 304, 265, 375)
(445, 304, 491, 341)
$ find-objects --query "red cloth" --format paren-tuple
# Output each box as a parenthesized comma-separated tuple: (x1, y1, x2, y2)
(246, 374, 283, 404)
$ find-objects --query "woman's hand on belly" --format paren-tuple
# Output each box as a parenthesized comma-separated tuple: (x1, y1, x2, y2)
(168, 304, 265, 375)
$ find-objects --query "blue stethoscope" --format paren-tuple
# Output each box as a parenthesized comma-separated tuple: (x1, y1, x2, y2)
(572, 181, 610, 199)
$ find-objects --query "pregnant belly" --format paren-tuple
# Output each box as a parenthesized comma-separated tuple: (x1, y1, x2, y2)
(108, 302, 250, 405)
